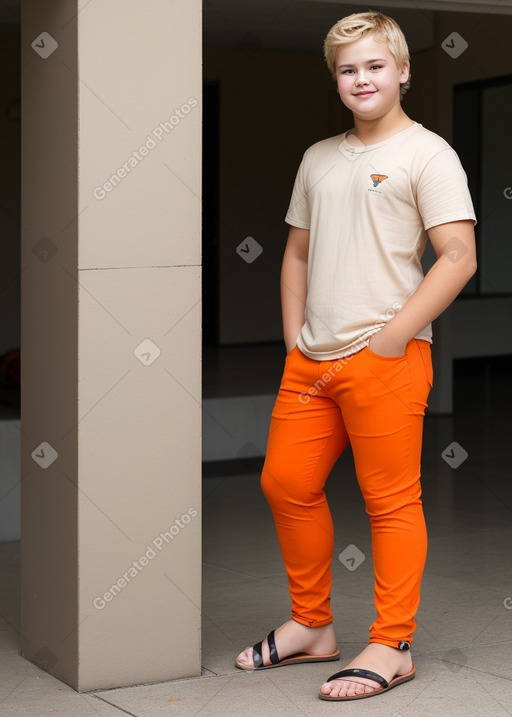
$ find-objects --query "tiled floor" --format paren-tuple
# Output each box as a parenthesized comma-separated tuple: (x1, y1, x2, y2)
(1, 356, 511, 716)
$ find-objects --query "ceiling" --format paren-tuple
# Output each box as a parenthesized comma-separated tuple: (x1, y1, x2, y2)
(203, 1, 436, 55)
(2, 0, 511, 55)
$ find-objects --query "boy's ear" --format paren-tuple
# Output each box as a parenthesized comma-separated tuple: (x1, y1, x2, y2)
(399, 62, 410, 84)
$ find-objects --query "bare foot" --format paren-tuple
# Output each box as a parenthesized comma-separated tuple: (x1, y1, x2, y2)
(236, 619, 337, 669)
(319, 643, 413, 699)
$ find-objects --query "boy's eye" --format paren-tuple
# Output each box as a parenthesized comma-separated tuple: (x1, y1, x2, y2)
(340, 65, 382, 75)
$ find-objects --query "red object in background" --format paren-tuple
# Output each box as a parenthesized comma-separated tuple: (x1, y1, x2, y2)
(0, 348, 20, 385)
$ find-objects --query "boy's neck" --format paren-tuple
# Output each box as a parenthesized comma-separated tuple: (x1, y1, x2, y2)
(347, 106, 414, 146)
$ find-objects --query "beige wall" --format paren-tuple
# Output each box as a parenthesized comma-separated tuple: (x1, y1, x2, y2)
(21, 0, 80, 687)
(21, 0, 201, 691)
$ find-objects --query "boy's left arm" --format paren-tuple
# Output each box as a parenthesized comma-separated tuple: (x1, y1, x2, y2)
(369, 219, 477, 357)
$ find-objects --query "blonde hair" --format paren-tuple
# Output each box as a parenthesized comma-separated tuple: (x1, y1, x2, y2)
(324, 11, 411, 98)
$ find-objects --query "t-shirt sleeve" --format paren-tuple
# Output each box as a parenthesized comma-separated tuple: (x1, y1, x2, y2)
(416, 148, 477, 230)
(285, 157, 311, 229)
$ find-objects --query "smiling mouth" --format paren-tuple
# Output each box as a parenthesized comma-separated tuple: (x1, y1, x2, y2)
(355, 91, 376, 97)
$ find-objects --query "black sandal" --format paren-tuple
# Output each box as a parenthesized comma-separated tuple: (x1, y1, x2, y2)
(319, 665, 416, 700)
(235, 629, 340, 671)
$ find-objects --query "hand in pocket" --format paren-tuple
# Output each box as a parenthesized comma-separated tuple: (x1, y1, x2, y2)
(368, 332, 407, 358)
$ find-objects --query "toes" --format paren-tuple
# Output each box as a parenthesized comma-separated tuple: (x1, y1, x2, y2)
(236, 647, 254, 668)
(349, 681, 367, 697)
(320, 678, 380, 698)
(320, 679, 345, 698)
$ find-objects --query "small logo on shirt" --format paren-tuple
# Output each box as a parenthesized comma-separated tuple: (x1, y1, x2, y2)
(370, 174, 388, 187)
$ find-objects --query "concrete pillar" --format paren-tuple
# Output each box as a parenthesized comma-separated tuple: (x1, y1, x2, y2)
(21, 0, 201, 691)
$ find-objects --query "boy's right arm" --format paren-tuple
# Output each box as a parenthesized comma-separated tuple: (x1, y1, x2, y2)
(280, 226, 310, 353)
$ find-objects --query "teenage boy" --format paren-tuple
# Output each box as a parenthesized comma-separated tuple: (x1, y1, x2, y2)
(236, 11, 476, 702)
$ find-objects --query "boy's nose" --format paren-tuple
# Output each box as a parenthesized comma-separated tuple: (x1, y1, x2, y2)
(356, 74, 370, 86)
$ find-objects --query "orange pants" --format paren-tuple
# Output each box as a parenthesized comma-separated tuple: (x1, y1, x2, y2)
(261, 339, 433, 649)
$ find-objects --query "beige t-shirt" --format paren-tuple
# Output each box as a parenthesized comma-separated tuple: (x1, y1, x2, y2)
(285, 122, 476, 360)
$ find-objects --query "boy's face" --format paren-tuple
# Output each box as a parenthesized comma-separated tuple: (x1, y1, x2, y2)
(334, 34, 409, 121)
